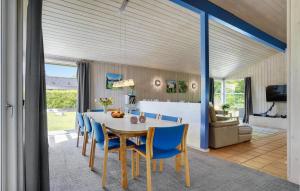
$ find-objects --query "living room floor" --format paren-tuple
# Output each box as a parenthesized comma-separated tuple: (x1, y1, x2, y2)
(208, 126, 287, 179)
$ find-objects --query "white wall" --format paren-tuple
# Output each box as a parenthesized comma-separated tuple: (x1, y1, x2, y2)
(227, 53, 287, 115)
(90, 61, 201, 109)
(287, 0, 300, 185)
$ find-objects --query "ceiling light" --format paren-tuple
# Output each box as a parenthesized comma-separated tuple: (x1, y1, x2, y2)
(120, 0, 129, 12)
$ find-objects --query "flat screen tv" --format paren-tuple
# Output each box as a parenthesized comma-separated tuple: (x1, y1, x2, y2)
(266, 85, 287, 102)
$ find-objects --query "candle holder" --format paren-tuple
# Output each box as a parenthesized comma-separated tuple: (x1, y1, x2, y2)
(139, 116, 146, 123)
(130, 116, 138, 124)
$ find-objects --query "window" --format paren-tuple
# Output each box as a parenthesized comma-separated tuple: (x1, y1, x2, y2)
(214, 80, 222, 108)
(225, 80, 245, 109)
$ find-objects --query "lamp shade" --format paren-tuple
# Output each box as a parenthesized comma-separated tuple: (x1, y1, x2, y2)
(113, 79, 135, 88)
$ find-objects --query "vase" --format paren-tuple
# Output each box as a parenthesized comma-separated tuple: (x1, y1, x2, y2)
(104, 106, 108, 114)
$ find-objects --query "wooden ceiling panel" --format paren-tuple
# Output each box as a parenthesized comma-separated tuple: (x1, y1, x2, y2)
(209, 0, 286, 42)
(42, 0, 280, 78)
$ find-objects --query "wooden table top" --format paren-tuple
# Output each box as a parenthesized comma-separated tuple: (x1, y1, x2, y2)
(86, 112, 180, 134)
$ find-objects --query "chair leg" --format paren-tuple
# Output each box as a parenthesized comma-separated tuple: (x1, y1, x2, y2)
(184, 150, 190, 187)
(90, 140, 96, 171)
(135, 152, 140, 177)
(131, 150, 135, 178)
(152, 160, 157, 172)
(146, 156, 152, 191)
(102, 145, 109, 188)
(159, 160, 163, 172)
(76, 127, 80, 147)
(82, 131, 87, 156)
(89, 139, 94, 167)
(175, 154, 181, 172)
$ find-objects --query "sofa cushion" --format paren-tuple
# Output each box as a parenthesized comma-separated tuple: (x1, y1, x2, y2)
(239, 125, 252, 135)
(211, 120, 239, 128)
(238, 134, 252, 143)
(209, 103, 217, 122)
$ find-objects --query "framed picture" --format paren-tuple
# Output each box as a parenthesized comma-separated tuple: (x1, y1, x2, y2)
(166, 80, 176, 93)
(106, 73, 122, 89)
(178, 80, 188, 93)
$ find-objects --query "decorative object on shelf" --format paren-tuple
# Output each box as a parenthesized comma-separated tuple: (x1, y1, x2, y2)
(221, 104, 231, 116)
(99, 97, 113, 113)
(111, 111, 125, 118)
(139, 115, 146, 123)
(130, 116, 138, 124)
(166, 80, 176, 93)
(178, 80, 188, 93)
(154, 79, 161, 87)
(106, 73, 122, 89)
(191, 82, 197, 90)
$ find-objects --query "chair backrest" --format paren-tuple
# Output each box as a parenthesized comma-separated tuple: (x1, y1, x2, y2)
(130, 110, 141, 116)
(76, 112, 84, 129)
(150, 124, 187, 151)
(160, 115, 182, 123)
(89, 109, 104, 112)
(90, 119, 105, 144)
(143, 112, 158, 119)
(83, 115, 93, 132)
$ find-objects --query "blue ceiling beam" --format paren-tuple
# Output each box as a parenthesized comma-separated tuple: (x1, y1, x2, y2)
(170, 0, 286, 52)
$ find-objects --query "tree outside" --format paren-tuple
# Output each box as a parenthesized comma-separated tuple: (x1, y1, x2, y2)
(214, 79, 245, 110)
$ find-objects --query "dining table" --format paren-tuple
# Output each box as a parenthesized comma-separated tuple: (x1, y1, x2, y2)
(86, 112, 181, 189)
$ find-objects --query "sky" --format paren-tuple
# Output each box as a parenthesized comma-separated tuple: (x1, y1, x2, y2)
(45, 64, 77, 78)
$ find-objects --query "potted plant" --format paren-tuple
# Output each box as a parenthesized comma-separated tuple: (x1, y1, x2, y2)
(99, 97, 113, 113)
(221, 104, 231, 116)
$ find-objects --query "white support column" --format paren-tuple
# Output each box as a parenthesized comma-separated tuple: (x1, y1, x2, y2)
(287, 0, 300, 185)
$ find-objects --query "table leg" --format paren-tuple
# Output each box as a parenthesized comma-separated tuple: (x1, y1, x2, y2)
(120, 135, 128, 189)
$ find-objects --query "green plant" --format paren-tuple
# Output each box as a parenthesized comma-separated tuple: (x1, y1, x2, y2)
(46, 90, 77, 109)
(222, 104, 231, 112)
(99, 97, 113, 107)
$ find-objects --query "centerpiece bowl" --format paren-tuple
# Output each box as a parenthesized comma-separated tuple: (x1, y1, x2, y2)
(111, 111, 125, 118)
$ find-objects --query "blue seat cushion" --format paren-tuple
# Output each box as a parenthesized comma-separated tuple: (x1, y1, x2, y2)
(140, 136, 147, 143)
(97, 138, 135, 150)
(135, 144, 181, 159)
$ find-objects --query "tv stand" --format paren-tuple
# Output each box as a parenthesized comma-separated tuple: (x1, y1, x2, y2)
(258, 102, 275, 116)
(249, 115, 287, 129)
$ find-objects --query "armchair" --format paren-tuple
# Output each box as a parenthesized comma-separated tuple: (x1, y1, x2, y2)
(209, 104, 252, 148)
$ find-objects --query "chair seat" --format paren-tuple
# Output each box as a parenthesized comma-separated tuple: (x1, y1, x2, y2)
(97, 138, 135, 150)
(135, 144, 181, 159)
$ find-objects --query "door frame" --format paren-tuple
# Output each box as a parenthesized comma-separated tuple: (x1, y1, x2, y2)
(1, 0, 24, 190)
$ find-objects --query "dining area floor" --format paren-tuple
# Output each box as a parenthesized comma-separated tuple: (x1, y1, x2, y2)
(48, 130, 298, 191)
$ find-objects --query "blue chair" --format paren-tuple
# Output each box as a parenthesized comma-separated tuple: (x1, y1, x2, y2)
(139, 113, 159, 144)
(130, 110, 141, 116)
(133, 124, 190, 191)
(143, 112, 158, 119)
(76, 112, 84, 147)
(160, 115, 182, 123)
(89, 119, 135, 187)
(82, 115, 93, 156)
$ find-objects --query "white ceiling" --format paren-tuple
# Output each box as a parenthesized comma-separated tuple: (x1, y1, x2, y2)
(42, 0, 280, 78)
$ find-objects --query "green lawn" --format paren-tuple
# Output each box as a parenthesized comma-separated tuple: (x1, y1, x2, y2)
(47, 112, 76, 131)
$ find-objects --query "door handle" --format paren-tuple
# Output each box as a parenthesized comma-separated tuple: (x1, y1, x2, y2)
(5, 103, 14, 117)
